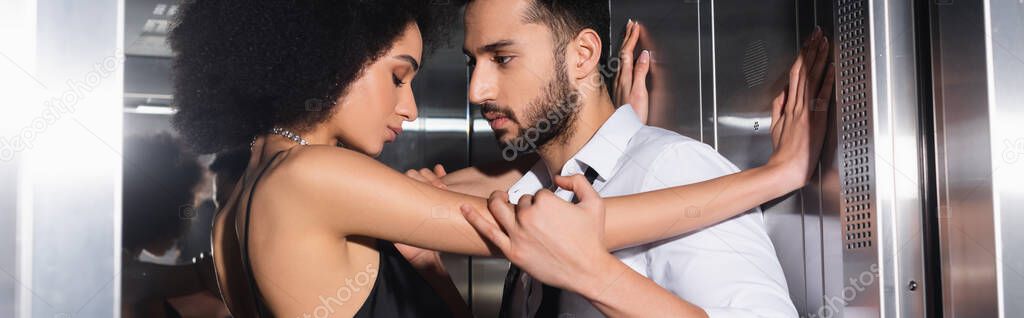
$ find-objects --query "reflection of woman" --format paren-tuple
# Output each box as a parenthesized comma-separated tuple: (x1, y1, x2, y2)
(122, 133, 227, 318)
(169, 1, 828, 317)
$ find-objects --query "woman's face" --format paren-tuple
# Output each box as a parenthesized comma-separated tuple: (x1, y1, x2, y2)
(330, 23, 423, 157)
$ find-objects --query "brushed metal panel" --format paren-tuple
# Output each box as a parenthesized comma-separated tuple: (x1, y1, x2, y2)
(865, 0, 929, 316)
(609, 0, 703, 142)
(930, 0, 1000, 316)
(827, 0, 932, 317)
(931, 0, 1024, 316)
(0, 162, 15, 317)
(988, 1, 1024, 315)
(709, 0, 827, 315)
(713, 0, 799, 169)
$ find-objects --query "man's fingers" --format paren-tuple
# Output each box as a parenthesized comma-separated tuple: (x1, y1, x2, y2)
(461, 204, 512, 252)
(487, 191, 518, 233)
(406, 169, 426, 182)
(419, 168, 438, 181)
(433, 164, 447, 178)
(518, 194, 534, 210)
(553, 175, 602, 211)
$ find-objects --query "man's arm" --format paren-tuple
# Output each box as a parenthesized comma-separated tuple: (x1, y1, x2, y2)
(460, 176, 711, 317)
(579, 253, 709, 317)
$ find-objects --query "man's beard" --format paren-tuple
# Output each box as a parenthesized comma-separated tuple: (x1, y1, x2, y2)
(481, 62, 581, 155)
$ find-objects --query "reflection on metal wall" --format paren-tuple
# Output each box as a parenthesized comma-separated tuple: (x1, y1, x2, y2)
(930, 0, 1024, 316)
(0, 0, 125, 316)
(609, 1, 703, 141)
(987, 1, 1024, 314)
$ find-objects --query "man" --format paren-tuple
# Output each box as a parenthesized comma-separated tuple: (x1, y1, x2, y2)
(409, 0, 827, 316)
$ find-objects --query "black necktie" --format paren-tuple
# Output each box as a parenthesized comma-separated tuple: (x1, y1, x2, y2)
(499, 167, 599, 318)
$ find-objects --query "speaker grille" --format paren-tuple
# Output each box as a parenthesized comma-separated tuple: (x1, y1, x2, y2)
(836, 0, 875, 250)
(742, 40, 769, 88)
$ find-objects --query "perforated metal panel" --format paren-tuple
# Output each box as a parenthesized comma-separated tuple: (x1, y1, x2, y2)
(741, 40, 768, 88)
(836, 0, 875, 251)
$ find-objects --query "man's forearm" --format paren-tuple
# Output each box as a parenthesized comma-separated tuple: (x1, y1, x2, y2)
(577, 254, 708, 318)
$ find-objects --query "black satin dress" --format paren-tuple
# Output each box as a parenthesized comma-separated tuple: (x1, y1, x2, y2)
(241, 151, 454, 317)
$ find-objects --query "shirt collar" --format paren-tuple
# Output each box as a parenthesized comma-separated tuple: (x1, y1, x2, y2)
(558, 105, 644, 181)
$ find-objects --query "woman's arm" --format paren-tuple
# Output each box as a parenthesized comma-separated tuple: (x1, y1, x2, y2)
(282, 21, 830, 255)
(280, 133, 808, 258)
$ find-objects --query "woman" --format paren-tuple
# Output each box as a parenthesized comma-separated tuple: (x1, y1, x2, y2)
(169, 1, 831, 317)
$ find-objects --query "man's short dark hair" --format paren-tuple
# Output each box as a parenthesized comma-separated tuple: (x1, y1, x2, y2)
(521, 0, 611, 78)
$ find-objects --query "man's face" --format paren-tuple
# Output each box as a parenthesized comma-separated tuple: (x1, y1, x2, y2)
(464, 0, 581, 152)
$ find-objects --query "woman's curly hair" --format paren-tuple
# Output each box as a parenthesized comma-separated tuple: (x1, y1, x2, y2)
(122, 133, 203, 254)
(169, 0, 461, 153)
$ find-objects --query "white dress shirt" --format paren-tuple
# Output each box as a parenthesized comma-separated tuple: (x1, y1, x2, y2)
(504, 106, 797, 317)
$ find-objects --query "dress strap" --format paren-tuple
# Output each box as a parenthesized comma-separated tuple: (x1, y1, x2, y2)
(241, 150, 287, 317)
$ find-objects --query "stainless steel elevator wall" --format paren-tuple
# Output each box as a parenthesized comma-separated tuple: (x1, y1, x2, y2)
(610, 0, 838, 315)
(930, 0, 1024, 316)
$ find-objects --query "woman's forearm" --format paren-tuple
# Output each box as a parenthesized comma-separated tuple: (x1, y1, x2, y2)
(574, 254, 708, 318)
(603, 163, 800, 250)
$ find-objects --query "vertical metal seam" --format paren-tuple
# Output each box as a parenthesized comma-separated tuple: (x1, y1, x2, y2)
(980, 0, 1005, 315)
(710, 0, 719, 149)
(697, 0, 704, 143)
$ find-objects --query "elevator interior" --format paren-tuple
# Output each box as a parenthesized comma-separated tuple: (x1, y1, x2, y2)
(113, 0, 1023, 317)
(1, 0, 1018, 316)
